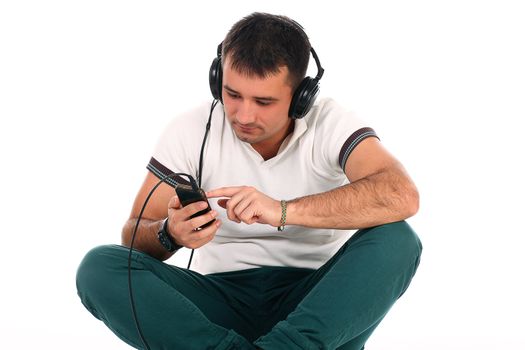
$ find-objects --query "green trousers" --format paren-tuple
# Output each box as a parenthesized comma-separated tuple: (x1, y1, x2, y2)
(76, 221, 421, 350)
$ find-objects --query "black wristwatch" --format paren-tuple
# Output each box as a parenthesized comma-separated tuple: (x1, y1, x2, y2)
(157, 218, 183, 253)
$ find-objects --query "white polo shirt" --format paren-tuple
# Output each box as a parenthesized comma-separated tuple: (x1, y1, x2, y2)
(147, 97, 378, 274)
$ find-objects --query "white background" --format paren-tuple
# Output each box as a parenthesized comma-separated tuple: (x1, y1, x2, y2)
(1, 0, 524, 349)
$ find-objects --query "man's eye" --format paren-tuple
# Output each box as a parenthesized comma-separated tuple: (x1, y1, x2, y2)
(256, 100, 271, 106)
(227, 92, 240, 99)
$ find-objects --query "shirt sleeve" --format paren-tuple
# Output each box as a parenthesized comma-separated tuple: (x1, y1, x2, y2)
(146, 102, 211, 188)
(310, 98, 379, 179)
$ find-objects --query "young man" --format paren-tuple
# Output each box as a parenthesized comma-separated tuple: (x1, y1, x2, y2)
(77, 12, 422, 350)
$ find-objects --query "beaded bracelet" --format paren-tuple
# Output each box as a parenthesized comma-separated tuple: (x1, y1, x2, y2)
(277, 200, 287, 231)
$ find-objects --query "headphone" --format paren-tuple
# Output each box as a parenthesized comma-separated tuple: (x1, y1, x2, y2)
(209, 43, 325, 119)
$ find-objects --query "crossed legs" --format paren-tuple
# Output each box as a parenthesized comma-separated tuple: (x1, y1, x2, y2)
(76, 221, 421, 349)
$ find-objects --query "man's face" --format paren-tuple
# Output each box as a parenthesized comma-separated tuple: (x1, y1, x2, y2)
(221, 56, 294, 154)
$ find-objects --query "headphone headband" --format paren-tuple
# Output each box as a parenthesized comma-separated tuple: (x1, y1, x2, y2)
(310, 47, 324, 81)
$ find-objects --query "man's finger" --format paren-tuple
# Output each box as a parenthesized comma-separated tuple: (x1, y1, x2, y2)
(188, 210, 218, 231)
(184, 220, 221, 249)
(181, 201, 209, 218)
(206, 186, 243, 198)
(168, 195, 181, 209)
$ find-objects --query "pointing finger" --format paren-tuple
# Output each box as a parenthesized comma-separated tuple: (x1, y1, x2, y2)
(206, 186, 243, 198)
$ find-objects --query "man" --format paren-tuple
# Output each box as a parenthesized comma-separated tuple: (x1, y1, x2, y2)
(77, 12, 422, 350)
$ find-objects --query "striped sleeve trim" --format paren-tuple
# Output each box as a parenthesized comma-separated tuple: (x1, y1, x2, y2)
(146, 157, 191, 188)
(338, 127, 380, 169)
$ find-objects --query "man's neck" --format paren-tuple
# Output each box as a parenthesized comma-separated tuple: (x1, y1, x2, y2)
(252, 121, 295, 161)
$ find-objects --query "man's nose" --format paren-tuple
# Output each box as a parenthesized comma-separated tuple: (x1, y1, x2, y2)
(236, 101, 256, 124)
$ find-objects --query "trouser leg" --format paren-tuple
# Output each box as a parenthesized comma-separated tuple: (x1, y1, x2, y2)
(76, 245, 255, 350)
(254, 221, 422, 350)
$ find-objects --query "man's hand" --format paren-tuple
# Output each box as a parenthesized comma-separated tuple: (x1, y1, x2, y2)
(206, 186, 282, 227)
(167, 195, 220, 249)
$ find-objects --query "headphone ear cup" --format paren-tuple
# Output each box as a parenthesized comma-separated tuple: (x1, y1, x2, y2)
(209, 57, 223, 102)
(289, 77, 320, 119)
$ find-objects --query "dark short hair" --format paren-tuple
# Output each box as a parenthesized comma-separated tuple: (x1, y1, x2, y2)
(222, 12, 311, 90)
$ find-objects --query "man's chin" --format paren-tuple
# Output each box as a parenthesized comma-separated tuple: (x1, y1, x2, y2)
(237, 135, 257, 144)
(233, 130, 260, 144)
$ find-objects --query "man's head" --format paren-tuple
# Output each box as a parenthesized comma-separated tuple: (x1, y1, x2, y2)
(222, 12, 311, 91)
(214, 13, 313, 158)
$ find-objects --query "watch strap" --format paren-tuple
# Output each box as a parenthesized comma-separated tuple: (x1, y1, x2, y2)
(157, 218, 183, 253)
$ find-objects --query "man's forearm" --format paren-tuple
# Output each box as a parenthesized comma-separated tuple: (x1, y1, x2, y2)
(122, 218, 174, 261)
(286, 168, 419, 230)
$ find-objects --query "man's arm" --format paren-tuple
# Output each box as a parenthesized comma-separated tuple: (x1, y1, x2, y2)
(287, 137, 419, 229)
(122, 172, 220, 261)
(207, 138, 418, 230)
(122, 172, 177, 260)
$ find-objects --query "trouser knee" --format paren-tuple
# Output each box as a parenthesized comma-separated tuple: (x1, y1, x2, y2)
(76, 245, 119, 292)
(369, 220, 422, 259)
(368, 220, 422, 288)
(350, 221, 423, 288)
(76, 245, 125, 317)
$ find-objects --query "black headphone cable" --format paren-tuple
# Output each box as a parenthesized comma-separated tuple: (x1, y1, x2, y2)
(128, 100, 219, 349)
(187, 98, 218, 268)
(128, 172, 197, 350)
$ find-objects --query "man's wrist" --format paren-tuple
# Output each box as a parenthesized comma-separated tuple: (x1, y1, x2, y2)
(157, 218, 183, 253)
(282, 199, 298, 226)
(277, 200, 287, 231)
